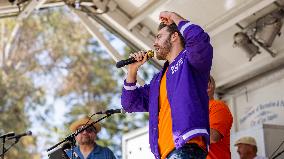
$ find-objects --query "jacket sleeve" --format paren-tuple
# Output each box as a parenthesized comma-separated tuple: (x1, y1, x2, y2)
(178, 20, 213, 72)
(210, 101, 233, 136)
(121, 80, 150, 112)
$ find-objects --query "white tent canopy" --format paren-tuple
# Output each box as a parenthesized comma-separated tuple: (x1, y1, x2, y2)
(1, 0, 284, 93)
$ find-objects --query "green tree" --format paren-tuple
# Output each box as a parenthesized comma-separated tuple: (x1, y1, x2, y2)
(0, 6, 149, 159)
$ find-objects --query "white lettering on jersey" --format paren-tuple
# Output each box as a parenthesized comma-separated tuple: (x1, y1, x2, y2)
(171, 58, 183, 74)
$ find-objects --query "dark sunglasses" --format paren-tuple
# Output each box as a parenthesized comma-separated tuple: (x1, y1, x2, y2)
(77, 125, 96, 133)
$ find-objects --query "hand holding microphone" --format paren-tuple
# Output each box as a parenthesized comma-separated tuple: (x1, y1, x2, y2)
(116, 50, 154, 68)
(120, 50, 154, 84)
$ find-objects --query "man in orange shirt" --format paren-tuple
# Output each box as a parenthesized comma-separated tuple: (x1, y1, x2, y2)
(207, 76, 233, 159)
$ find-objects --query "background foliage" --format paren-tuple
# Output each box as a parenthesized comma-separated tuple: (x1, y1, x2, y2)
(0, 6, 150, 159)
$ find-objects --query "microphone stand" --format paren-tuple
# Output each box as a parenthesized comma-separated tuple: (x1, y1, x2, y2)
(47, 113, 112, 159)
(1, 136, 6, 159)
(0, 137, 19, 159)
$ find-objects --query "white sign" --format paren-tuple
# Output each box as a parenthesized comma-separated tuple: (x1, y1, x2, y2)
(239, 100, 284, 128)
(235, 77, 284, 130)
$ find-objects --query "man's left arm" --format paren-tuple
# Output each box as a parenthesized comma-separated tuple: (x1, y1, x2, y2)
(160, 11, 213, 72)
(209, 103, 233, 143)
(180, 21, 213, 72)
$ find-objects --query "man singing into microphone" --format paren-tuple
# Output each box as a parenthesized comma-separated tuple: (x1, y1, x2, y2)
(121, 11, 213, 159)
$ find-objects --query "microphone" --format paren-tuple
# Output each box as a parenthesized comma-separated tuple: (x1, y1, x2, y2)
(97, 109, 125, 115)
(116, 50, 154, 68)
(0, 132, 15, 138)
(7, 131, 32, 140)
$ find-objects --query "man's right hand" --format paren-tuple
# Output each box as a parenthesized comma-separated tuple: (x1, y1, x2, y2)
(126, 51, 148, 83)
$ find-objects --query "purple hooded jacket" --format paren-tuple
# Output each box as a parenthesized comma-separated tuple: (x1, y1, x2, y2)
(121, 20, 213, 159)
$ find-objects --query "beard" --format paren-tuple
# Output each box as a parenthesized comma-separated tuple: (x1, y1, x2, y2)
(77, 135, 96, 145)
(156, 37, 172, 60)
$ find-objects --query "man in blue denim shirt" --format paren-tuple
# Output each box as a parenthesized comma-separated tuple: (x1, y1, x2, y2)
(66, 117, 116, 159)
(121, 11, 213, 159)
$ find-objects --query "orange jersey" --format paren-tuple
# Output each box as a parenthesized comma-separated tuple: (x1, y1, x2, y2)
(158, 70, 205, 159)
(207, 100, 233, 159)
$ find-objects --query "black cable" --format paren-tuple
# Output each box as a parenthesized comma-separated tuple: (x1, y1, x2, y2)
(272, 149, 284, 159)
(269, 140, 284, 159)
